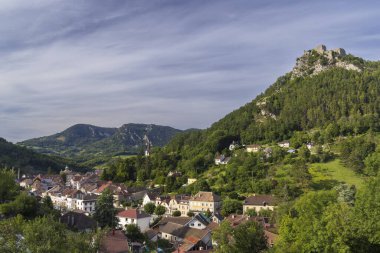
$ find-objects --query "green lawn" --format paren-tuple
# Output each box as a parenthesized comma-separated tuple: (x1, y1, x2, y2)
(309, 159, 366, 189)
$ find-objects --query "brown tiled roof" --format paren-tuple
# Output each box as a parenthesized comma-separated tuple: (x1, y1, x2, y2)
(178, 227, 209, 241)
(190, 191, 221, 202)
(61, 188, 77, 196)
(226, 214, 256, 228)
(99, 230, 129, 253)
(117, 209, 150, 219)
(243, 195, 277, 206)
(206, 222, 219, 231)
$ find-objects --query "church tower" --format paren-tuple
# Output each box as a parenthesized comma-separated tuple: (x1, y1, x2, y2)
(143, 134, 152, 157)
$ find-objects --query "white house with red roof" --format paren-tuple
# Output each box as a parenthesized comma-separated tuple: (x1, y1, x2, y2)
(116, 208, 151, 232)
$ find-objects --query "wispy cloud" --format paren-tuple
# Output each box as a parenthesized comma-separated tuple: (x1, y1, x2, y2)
(0, 0, 380, 142)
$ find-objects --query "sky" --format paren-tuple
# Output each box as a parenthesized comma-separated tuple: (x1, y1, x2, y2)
(1, 0, 380, 142)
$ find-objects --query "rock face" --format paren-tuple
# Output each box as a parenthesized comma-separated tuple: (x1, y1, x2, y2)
(291, 44, 361, 78)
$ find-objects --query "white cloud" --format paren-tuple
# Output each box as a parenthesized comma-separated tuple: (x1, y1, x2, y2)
(0, 0, 379, 142)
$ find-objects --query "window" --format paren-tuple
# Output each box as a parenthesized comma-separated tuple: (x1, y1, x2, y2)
(191, 223, 194, 226)
(198, 223, 201, 227)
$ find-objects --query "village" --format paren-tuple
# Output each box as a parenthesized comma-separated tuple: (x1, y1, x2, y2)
(15, 139, 310, 253)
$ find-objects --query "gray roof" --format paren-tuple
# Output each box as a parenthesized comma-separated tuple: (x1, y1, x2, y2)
(60, 211, 97, 231)
(156, 216, 192, 227)
(159, 222, 210, 241)
(194, 213, 210, 226)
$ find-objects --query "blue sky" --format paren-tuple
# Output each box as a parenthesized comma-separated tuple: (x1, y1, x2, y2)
(1, 0, 380, 142)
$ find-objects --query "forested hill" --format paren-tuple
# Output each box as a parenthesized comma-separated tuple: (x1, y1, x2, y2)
(166, 45, 380, 154)
(0, 138, 80, 174)
(19, 123, 183, 159)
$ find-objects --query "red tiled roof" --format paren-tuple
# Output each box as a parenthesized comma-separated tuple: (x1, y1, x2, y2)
(95, 181, 112, 193)
(117, 209, 150, 219)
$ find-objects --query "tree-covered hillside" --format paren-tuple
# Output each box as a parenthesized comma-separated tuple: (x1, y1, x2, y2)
(19, 123, 183, 161)
(0, 138, 80, 174)
(166, 49, 380, 159)
(100, 46, 380, 200)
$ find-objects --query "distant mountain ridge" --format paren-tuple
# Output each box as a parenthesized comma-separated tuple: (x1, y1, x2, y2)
(18, 123, 183, 159)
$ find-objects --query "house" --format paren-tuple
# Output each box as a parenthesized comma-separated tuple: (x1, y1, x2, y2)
(229, 141, 239, 151)
(243, 195, 277, 213)
(99, 230, 129, 253)
(306, 142, 315, 150)
(278, 141, 290, 148)
(155, 195, 171, 213)
(142, 191, 160, 207)
(117, 208, 151, 232)
(168, 171, 182, 177)
(63, 189, 98, 214)
(246, 144, 261, 153)
(70, 174, 84, 189)
(189, 191, 221, 213)
(187, 178, 197, 185)
(60, 211, 97, 232)
(211, 212, 223, 224)
(226, 214, 255, 228)
(177, 195, 191, 216)
(75, 193, 98, 214)
(225, 214, 278, 247)
(155, 214, 210, 231)
(154, 216, 193, 230)
(168, 194, 191, 216)
(264, 147, 273, 158)
(158, 222, 212, 250)
(19, 178, 33, 188)
(188, 213, 210, 230)
(95, 181, 131, 207)
(214, 155, 231, 165)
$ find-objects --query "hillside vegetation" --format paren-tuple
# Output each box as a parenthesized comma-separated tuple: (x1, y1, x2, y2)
(100, 46, 380, 200)
(0, 138, 81, 174)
